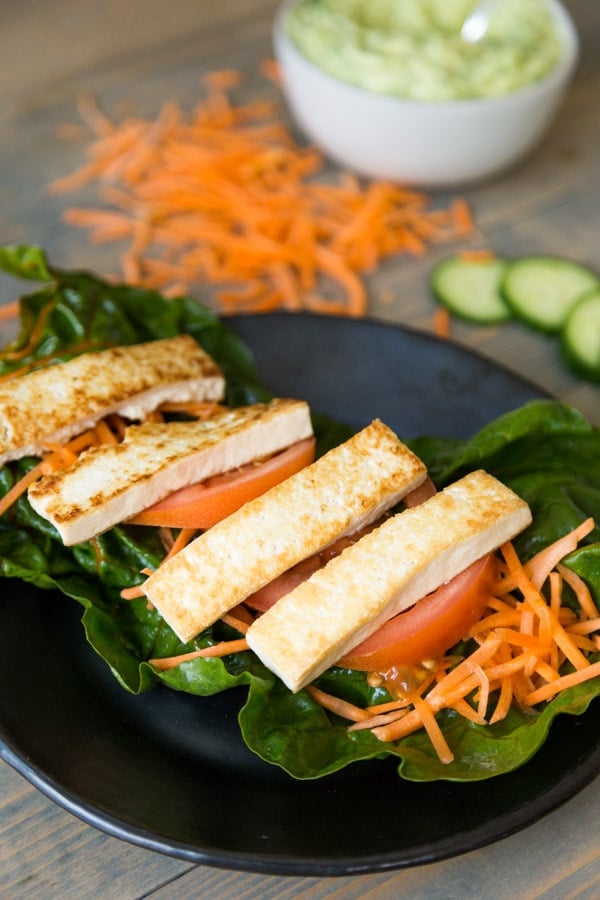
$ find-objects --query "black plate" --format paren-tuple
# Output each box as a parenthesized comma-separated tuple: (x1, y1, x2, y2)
(1, 314, 598, 877)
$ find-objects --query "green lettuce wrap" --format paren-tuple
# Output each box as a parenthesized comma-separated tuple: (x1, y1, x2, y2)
(0, 243, 598, 782)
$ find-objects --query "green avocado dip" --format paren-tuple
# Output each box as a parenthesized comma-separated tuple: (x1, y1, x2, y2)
(286, 0, 563, 101)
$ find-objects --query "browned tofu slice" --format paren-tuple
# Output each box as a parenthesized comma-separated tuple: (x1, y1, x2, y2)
(246, 470, 532, 692)
(0, 334, 224, 465)
(28, 399, 313, 545)
(143, 419, 428, 643)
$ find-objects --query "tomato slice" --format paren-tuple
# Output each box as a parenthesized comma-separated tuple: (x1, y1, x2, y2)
(245, 521, 381, 613)
(338, 553, 497, 671)
(403, 476, 437, 508)
(245, 554, 323, 613)
(129, 436, 316, 529)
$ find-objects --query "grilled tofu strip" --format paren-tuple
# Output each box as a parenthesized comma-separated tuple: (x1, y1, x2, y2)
(0, 335, 224, 466)
(28, 399, 313, 546)
(246, 470, 532, 693)
(143, 420, 428, 644)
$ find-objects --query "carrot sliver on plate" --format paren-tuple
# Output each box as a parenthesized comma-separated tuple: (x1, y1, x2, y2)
(0, 302, 19, 321)
(49, 69, 474, 316)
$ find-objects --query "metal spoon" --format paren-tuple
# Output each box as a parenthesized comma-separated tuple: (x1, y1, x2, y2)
(460, 0, 502, 43)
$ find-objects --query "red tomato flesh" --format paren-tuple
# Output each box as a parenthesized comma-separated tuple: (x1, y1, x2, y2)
(403, 476, 437, 507)
(129, 436, 316, 529)
(338, 553, 497, 670)
(245, 521, 381, 613)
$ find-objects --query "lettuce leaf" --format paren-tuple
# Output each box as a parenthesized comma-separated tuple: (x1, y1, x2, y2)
(0, 244, 267, 405)
(1, 244, 599, 782)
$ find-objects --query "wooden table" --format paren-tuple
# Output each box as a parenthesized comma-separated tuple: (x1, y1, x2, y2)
(1, 1, 598, 896)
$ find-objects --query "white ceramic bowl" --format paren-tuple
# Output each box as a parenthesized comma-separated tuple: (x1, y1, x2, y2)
(273, 0, 579, 187)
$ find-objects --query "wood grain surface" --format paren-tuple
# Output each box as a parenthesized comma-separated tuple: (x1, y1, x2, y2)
(0, 1, 599, 897)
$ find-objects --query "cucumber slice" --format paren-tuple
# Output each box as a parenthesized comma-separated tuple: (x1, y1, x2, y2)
(501, 256, 599, 333)
(431, 256, 511, 324)
(561, 288, 600, 383)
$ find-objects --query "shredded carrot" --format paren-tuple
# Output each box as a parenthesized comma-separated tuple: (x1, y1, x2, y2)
(557, 563, 599, 620)
(523, 518, 595, 589)
(451, 198, 474, 236)
(348, 707, 410, 731)
(221, 611, 251, 635)
(451, 696, 487, 724)
(412, 695, 454, 764)
(94, 417, 119, 446)
(525, 660, 600, 706)
(0, 428, 99, 519)
(0, 302, 19, 321)
(60, 430, 100, 455)
(56, 122, 88, 141)
(426, 636, 502, 705)
(77, 91, 116, 136)
(365, 669, 438, 716)
(259, 58, 282, 86)
(157, 526, 176, 554)
(348, 668, 440, 731)
(49, 73, 474, 316)
(0, 340, 101, 385)
(119, 584, 146, 601)
(305, 518, 599, 765)
(305, 685, 373, 723)
(106, 414, 128, 440)
(149, 638, 250, 671)
(433, 305, 451, 338)
(0, 299, 57, 362)
(458, 249, 496, 262)
(144, 602, 252, 671)
(162, 527, 197, 561)
(361, 698, 409, 718)
(0, 462, 48, 518)
(120, 526, 198, 600)
(119, 566, 155, 601)
(202, 69, 243, 92)
(40, 440, 79, 466)
(472, 663, 491, 720)
(500, 541, 590, 671)
(567, 617, 600, 636)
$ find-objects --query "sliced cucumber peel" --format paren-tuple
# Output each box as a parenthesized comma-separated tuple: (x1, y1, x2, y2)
(431, 256, 511, 324)
(561, 288, 600, 383)
(501, 257, 599, 333)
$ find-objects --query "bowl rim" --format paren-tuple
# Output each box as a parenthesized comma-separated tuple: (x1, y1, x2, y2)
(273, 0, 580, 110)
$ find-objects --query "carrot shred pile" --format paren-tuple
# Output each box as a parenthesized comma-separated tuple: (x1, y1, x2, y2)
(307, 518, 599, 764)
(48, 68, 474, 317)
